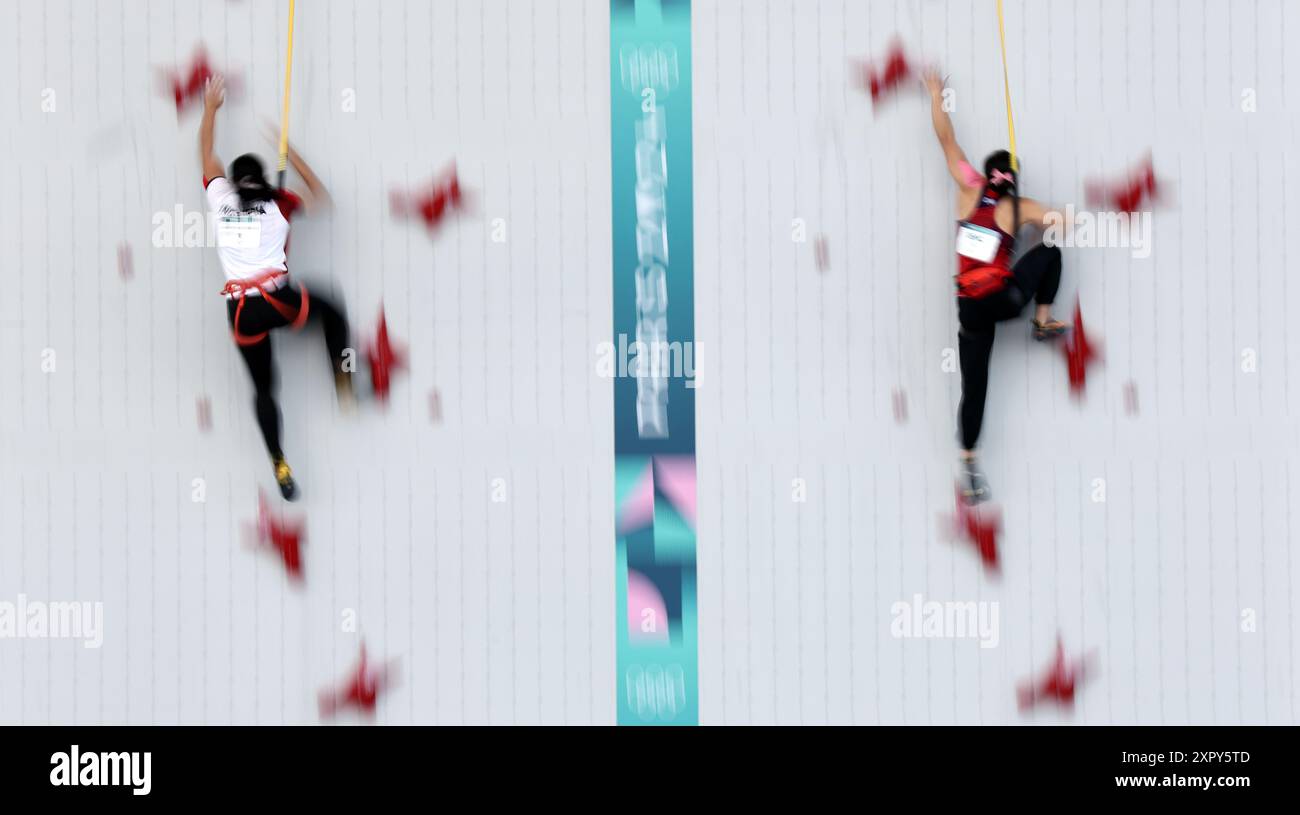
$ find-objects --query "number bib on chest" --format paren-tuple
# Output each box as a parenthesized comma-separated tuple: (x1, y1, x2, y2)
(218, 215, 262, 249)
(955, 222, 1002, 264)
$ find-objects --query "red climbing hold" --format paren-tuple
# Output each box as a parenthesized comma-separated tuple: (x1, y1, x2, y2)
(952, 485, 1000, 572)
(250, 489, 304, 582)
(366, 308, 407, 403)
(390, 165, 465, 232)
(173, 48, 211, 112)
(162, 47, 214, 115)
(1016, 636, 1094, 712)
(1062, 299, 1100, 397)
(1084, 154, 1160, 214)
(160, 47, 242, 116)
(853, 39, 914, 107)
(319, 642, 396, 719)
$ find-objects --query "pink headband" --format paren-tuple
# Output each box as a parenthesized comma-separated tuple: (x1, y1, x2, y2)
(990, 168, 1016, 186)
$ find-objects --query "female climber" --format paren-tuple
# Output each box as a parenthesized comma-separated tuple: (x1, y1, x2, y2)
(922, 69, 1069, 504)
(199, 75, 354, 501)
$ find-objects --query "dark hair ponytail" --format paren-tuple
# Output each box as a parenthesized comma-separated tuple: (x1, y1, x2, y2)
(983, 149, 1020, 247)
(229, 153, 277, 210)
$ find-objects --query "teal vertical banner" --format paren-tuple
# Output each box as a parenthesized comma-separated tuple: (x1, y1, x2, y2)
(610, 0, 698, 725)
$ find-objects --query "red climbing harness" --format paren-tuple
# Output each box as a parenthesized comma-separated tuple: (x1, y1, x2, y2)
(221, 269, 311, 346)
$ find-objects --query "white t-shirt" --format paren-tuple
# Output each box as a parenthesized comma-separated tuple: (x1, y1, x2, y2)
(203, 176, 303, 281)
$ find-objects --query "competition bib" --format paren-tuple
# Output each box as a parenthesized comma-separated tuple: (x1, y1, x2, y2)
(955, 222, 1001, 264)
(218, 215, 261, 249)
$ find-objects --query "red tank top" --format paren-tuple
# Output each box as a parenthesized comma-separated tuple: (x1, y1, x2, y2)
(955, 184, 1015, 299)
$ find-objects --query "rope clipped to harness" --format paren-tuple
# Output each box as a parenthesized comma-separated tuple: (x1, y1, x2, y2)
(221, 270, 310, 346)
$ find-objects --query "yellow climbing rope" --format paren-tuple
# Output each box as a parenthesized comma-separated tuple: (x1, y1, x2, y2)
(996, 0, 1019, 173)
(277, 0, 297, 188)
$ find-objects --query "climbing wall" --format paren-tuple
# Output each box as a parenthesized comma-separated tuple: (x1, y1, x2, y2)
(1, 0, 1297, 726)
(0, 0, 615, 724)
(692, 0, 1300, 724)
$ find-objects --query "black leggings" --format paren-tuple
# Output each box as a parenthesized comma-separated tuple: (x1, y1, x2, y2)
(956, 244, 1062, 451)
(226, 284, 350, 461)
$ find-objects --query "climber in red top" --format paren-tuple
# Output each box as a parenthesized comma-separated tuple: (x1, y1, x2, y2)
(199, 75, 355, 501)
(923, 69, 1070, 504)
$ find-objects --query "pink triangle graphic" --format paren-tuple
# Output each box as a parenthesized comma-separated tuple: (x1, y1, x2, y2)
(653, 456, 697, 530)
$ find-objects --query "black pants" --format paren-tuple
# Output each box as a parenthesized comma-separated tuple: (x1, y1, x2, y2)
(956, 244, 1062, 451)
(226, 284, 350, 461)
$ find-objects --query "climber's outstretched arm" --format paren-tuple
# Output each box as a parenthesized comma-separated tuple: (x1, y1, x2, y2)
(199, 76, 225, 181)
(923, 70, 970, 188)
